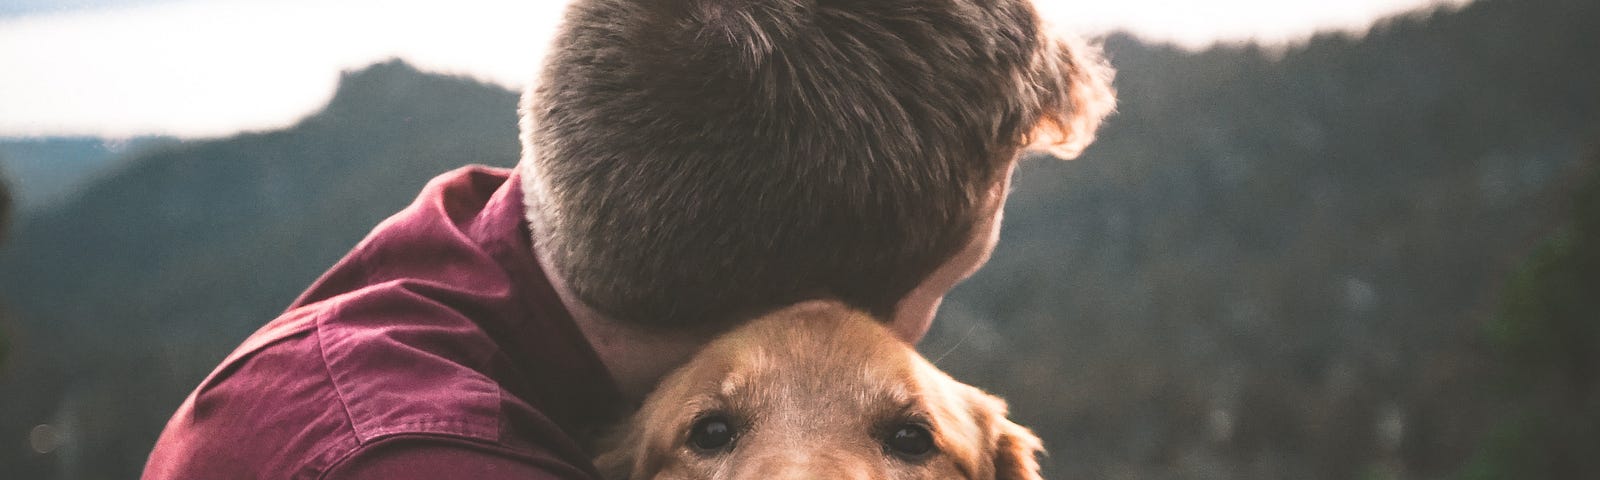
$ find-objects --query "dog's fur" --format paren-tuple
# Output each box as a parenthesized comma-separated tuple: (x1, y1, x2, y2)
(595, 304, 1043, 479)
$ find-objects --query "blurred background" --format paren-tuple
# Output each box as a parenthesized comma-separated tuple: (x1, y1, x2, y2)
(1, 0, 1596, 478)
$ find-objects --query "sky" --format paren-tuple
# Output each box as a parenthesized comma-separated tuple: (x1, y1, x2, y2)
(0, 0, 1470, 139)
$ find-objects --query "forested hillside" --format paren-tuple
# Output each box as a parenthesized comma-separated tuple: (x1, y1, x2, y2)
(1, 167, 11, 370)
(0, 137, 174, 214)
(923, 0, 1600, 477)
(0, 167, 11, 241)
(0, 59, 522, 479)
(1, 0, 1596, 478)
(1464, 149, 1600, 479)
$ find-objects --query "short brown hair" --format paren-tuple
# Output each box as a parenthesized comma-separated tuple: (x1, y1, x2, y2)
(521, 0, 1114, 330)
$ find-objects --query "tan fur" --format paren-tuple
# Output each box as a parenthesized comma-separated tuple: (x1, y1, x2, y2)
(595, 304, 1044, 479)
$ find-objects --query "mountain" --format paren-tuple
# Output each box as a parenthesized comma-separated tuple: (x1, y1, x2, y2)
(0, 58, 520, 480)
(1465, 149, 1600, 479)
(0, 165, 10, 240)
(1, 167, 10, 369)
(0, 137, 174, 215)
(2, 0, 1599, 478)
(920, 0, 1600, 478)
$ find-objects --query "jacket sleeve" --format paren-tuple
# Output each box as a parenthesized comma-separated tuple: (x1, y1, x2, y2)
(322, 436, 599, 480)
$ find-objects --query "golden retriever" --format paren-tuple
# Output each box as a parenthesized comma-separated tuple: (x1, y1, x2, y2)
(595, 303, 1043, 479)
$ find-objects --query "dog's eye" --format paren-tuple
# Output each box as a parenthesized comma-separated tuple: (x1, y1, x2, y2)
(687, 415, 737, 454)
(883, 423, 936, 459)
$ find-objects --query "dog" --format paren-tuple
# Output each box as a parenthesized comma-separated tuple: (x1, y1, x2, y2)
(594, 303, 1044, 479)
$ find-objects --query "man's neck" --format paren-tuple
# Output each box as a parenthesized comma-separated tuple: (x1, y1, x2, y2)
(535, 251, 706, 402)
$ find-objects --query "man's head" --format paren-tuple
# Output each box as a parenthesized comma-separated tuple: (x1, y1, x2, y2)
(521, 0, 1114, 336)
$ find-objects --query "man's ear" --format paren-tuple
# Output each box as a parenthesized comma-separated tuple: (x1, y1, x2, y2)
(1024, 29, 1117, 160)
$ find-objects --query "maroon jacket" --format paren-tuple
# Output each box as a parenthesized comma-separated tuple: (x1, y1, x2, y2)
(144, 166, 625, 479)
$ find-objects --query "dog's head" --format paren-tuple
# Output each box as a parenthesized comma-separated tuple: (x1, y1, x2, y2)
(595, 303, 1043, 480)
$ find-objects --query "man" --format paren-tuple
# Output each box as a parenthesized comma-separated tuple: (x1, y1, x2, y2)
(143, 0, 1113, 478)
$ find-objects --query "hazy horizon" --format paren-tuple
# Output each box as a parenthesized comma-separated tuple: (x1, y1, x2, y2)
(1, 0, 1471, 139)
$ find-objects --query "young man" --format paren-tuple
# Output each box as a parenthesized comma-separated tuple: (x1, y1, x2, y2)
(143, 0, 1113, 478)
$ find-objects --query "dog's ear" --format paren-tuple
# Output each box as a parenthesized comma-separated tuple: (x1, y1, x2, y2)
(592, 405, 670, 480)
(1023, 29, 1116, 160)
(591, 425, 638, 480)
(992, 415, 1045, 480)
(964, 388, 1045, 480)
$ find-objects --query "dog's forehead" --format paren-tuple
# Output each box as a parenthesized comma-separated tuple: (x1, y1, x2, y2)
(624, 307, 1016, 480)
(698, 311, 927, 409)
